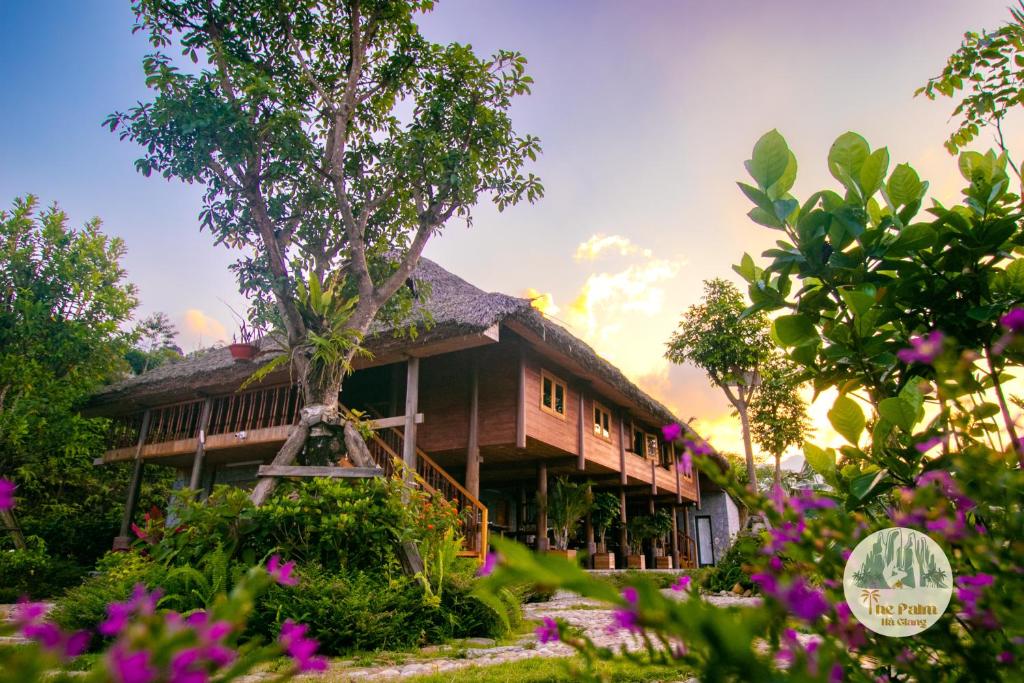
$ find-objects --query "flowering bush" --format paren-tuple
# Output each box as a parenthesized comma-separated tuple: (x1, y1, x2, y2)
(475, 131, 1024, 681)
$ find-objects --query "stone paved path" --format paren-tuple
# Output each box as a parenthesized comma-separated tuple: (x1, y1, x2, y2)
(322, 590, 760, 681)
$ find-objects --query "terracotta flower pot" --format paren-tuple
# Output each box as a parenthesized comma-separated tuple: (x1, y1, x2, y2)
(627, 554, 646, 570)
(655, 556, 674, 569)
(228, 343, 258, 361)
(592, 552, 616, 570)
(547, 549, 577, 561)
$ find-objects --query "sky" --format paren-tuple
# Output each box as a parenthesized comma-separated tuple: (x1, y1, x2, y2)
(1, 0, 1018, 464)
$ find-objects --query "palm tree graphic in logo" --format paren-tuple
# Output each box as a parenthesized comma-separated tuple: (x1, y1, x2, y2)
(851, 529, 949, 589)
(860, 589, 880, 614)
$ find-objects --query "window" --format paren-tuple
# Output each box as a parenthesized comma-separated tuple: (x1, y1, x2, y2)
(632, 426, 645, 455)
(660, 441, 672, 469)
(540, 370, 567, 418)
(645, 433, 660, 460)
(593, 402, 612, 441)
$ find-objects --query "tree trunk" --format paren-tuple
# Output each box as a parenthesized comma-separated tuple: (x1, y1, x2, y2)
(774, 452, 782, 490)
(736, 385, 757, 492)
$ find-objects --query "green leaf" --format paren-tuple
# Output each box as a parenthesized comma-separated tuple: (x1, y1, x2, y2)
(887, 163, 923, 206)
(828, 394, 866, 445)
(858, 147, 890, 197)
(849, 468, 889, 500)
(767, 150, 798, 199)
(747, 130, 791, 190)
(803, 442, 835, 479)
(878, 397, 917, 432)
(733, 253, 757, 282)
(839, 286, 875, 316)
(772, 314, 817, 347)
(828, 132, 870, 189)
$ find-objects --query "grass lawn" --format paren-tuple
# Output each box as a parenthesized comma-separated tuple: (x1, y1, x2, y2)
(369, 656, 692, 683)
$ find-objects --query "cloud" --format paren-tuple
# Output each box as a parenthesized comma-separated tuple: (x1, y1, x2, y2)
(522, 287, 560, 316)
(181, 309, 228, 346)
(573, 233, 653, 261)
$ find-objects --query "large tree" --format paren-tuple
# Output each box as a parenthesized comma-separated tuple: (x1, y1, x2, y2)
(748, 355, 808, 488)
(109, 0, 542, 497)
(665, 278, 772, 489)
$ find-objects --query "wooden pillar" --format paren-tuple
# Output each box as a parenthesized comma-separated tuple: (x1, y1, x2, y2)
(576, 390, 586, 470)
(115, 410, 152, 549)
(647, 495, 656, 565)
(673, 442, 682, 504)
(516, 347, 526, 449)
(670, 505, 680, 569)
(618, 414, 627, 486)
(650, 459, 657, 496)
(584, 484, 596, 565)
(536, 462, 549, 551)
(188, 399, 213, 491)
(465, 356, 481, 498)
(518, 487, 527, 537)
(618, 487, 628, 563)
(403, 357, 420, 471)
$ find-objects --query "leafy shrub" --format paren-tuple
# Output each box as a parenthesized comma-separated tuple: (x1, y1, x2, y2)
(704, 531, 761, 593)
(0, 536, 85, 602)
(50, 551, 155, 637)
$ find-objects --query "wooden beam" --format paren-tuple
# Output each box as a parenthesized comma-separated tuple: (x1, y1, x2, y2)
(585, 484, 596, 563)
(516, 347, 526, 449)
(465, 355, 481, 498)
(618, 486, 628, 564)
(650, 459, 657, 496)
(576, 388, 586, 470)
(670, 505, 680, 569)
(188, 399, 213, 490)
(403, 357, 420, 470)
(368, 413, 423, 430)
(115, 410, 152, 549)
(258, 465, 382, 478)
(673, 442, 682, 504)
(536, 462, 549, 551)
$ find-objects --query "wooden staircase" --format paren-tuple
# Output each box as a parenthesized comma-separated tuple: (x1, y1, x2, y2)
(344, 408, 489, 561)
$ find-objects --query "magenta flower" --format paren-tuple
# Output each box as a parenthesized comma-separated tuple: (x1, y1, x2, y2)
(100, 601, 134, 637)
(998, 651, 1015, 664)
(477, 551, 498, 577)
(267, 555, 298, 587)
(914, 436, 944, 454)
(607, 607, 640, 634)
(1001, 307, 1024, 333)
(784, 577, 830, 622)
(279, 620, 328, 673)
(12, 599, 47, 627)
(621, 586, 639, 606)
(662, 423, 683, 442)
(535, 616, 559, 643)
(897, 331, 945, 364)
(682, 438, 714, 457)
(676, 451, 693, 476)
(671, 575, 691, 592)
(108, 647, 157, 683)
(0, 478, 15, 509)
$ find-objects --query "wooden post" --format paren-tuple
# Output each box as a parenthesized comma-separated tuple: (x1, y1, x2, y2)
(403, 356, 420, 471)
(670, 505, 680, 569)
(584, 484, 596, 565)
(647, 495, 656, 566)
(188, 399, 213, 491)
(536, 461, 549, 551)
(618, 413, 627, 486)
(115, 410, 151, 550)
(577, 390, 585, 470)
(650, 459, 657, 496)
(618, 487, 628, 564)
(516, 347, 526, 449)
(466, 355, 481, 498)
(673, 442, 682, 504)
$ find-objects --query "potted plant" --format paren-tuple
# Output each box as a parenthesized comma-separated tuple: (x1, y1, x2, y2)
(547, 477, 591, 561)
(591, 491, 620, 569)
(649, 509, 675, 569)
(228, 319, 260, 361)
(626, 515, 654, 569)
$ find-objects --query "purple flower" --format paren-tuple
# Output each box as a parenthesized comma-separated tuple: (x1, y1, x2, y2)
(751, 572, 778, 595)
(23, 622, 64, 650)
(477, 551, 498, 577)
(784, 577, 830, 622)
(536, 616, 559, 643)
(107, 647, 157, 683)
(169, 648, 207, 683)
(662, 423, 683, 442)
(682, 439, 714, 457)
(267, 555, 298, 587)
(12, 599, 47, 627)
(621, 586, 638, 606)
(829, 663, 844, 682)
(279, 620, 328, 673)
(768, 556, 783, 572)
(100, 601, 133, 637)
(914, 436, 944, 454)
(607, 607, 640, 634)
(676, 451, 693, 476)
(998, 651, 1015, 664)
(1001, 307, 1024, 333)
(897, 331, 945, 364)
(957, 573, 994, 588)
(671, 575, 691, 592)
(0, 478, 15, 509)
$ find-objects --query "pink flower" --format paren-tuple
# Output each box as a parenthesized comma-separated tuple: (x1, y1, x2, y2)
(1001, 307, 1024, 333)
(683, 439, 714, 457)
(100, 601, 133, 637)
(12, 599, 47, 627)
(107, 646, 157, 683)
(676, 451, 693, 476)
(536, 616, 559, 643)
(607, 607, 640, 634)
(914, 436, 944, 454)
(621, 586, 639, 606)
(662, 423, 683, 442)
(998, 651, 1015, 664)
(671, 575, 691, 592)
(0, 478, 15, 509)
(267, 555, 298, 587)
(279, 620, 327, 673)
(897, 331, 945, 364)
(477, 551, 498, 577)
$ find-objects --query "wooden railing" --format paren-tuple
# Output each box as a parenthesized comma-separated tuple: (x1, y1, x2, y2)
(206, 384, 302, 436)
(351, 408, 488, 561)
(678, 532, 698, 569)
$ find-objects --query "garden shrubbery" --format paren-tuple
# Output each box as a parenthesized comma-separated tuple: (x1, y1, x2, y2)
(51, 477, 514, 654)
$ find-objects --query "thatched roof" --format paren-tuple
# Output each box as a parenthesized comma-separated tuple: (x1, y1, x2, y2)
(90, 258, 690, 432)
